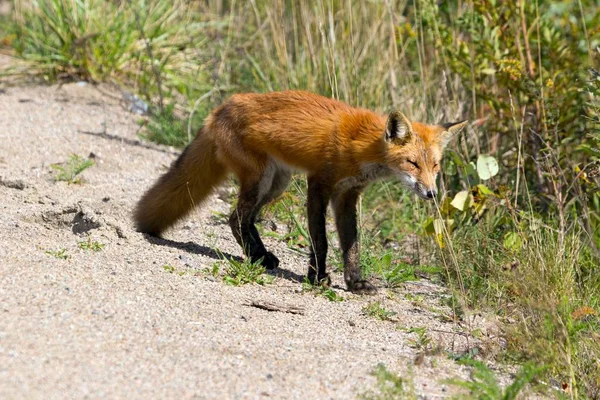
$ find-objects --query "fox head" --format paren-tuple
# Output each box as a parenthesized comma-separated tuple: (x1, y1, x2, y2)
(384, 111, 467, 200)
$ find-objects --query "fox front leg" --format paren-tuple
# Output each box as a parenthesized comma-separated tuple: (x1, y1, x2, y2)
(332, 187, 377, 295)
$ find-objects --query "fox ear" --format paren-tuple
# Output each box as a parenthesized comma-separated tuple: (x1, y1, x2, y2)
(439, 120, 468, 148)
(385, 111, 413, 142)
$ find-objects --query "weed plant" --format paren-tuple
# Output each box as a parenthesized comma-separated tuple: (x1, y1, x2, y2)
(52, 154, 93, 183)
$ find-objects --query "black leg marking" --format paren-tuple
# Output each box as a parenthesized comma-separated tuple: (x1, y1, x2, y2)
(306, 176, 332, 286)
(229, 184, 279, 270)
(332, 187, 377, 295)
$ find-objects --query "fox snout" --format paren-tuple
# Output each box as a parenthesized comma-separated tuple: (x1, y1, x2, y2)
(415, 182, 437, 200)
(397, 171, 437, 200)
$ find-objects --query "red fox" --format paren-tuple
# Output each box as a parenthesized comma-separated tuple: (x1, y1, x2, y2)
(134, 91, 466, 294)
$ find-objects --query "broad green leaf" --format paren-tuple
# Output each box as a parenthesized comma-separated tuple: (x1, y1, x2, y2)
(432, 219, 454, 248)
(451, 190, 471, 211)
(444, 160, 458, 176)
(380, 253, 393, 269)
(423, 218, 435, 235)
(433, 219, 445, 235)
(448, 150, 465, 167)
(466, 162, 478, 178)
(476, 184, 494, 196)
(503, 231, 522, 251)
(424, 218, 453, 236)
(477, 154, 499, 180)
(433, 219, 454, 234)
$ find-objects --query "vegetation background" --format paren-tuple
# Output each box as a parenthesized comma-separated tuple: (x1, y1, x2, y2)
(1, 0, 599, 397)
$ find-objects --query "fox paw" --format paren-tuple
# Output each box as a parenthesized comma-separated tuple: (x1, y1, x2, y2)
(259, 252, 279, 270)
(347, 280, 377, 295)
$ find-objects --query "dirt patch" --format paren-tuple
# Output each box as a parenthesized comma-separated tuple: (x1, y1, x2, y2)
(0, 82, 508, 399)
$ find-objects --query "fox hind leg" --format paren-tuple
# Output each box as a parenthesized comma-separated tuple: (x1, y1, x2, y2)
(251, 167, 291, 268)
(229, 161, 291, 270)
(250, 166, 291, 224)
(306, 176, 332, 287)
(229, 181, 276, 269)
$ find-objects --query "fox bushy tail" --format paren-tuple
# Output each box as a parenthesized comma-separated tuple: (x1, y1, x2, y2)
(134, 129, 227, 235)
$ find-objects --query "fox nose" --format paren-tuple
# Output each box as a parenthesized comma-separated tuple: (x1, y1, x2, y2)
(426, 190, 437, 199)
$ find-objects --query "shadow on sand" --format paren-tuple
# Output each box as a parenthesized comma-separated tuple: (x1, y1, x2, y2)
(79, 129, 180, 155)
(142, 234, 306, 283)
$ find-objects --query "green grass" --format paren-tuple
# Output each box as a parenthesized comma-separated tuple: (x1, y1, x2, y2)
(362, 360, 541, 400)
(45, 248, 69, 260)
(162, 264, 186, 276)
(51, 154, 94, 183)
(360, 251, 442, 288)
(0, 11, 11, 39)
(8, 0, 215, 145)
(363, 302, 397, 322)
(162, 264, 176, 273)
(301, 278, 344, 302)
(445, 360, 544, 400)
(261, 178, 312, 252)
(205, 262, 221, 278)
(78, 236, 104, 251)
(141, 103, 204, 147)
(360, 364, 416, 400)
(445, 217, 600, 396)
(404, 327, 433, 352)
(222, 257, 273, 286)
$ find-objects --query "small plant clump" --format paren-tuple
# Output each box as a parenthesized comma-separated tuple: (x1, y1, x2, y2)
(78, 237, 104, 252)
(362, 302, 397, 322)
(300, 278, 344, 302)
(404, 327, 434, 352)
(223, 258, 273, 286)
(360, 364, 416, 400)
(162, 264, 186, 276)
(45, 248, 69, 260)
(143, 104, 203, 148)
(445, 360, 544, 400)
(162, 264, 176, 273)
(52, 154, 94, 184)
(206, 263, 220, 278)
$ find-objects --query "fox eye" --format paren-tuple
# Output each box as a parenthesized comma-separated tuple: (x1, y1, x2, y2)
(408, 160, 420, 169)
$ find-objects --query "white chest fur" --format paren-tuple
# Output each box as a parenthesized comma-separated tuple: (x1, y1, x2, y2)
(334, 163, 393, 192)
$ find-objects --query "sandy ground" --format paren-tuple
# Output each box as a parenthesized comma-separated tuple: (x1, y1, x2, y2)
(0, 81, 508, 399)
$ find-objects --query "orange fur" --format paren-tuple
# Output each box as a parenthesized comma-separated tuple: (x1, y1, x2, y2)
(134, 129, 228, 235)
